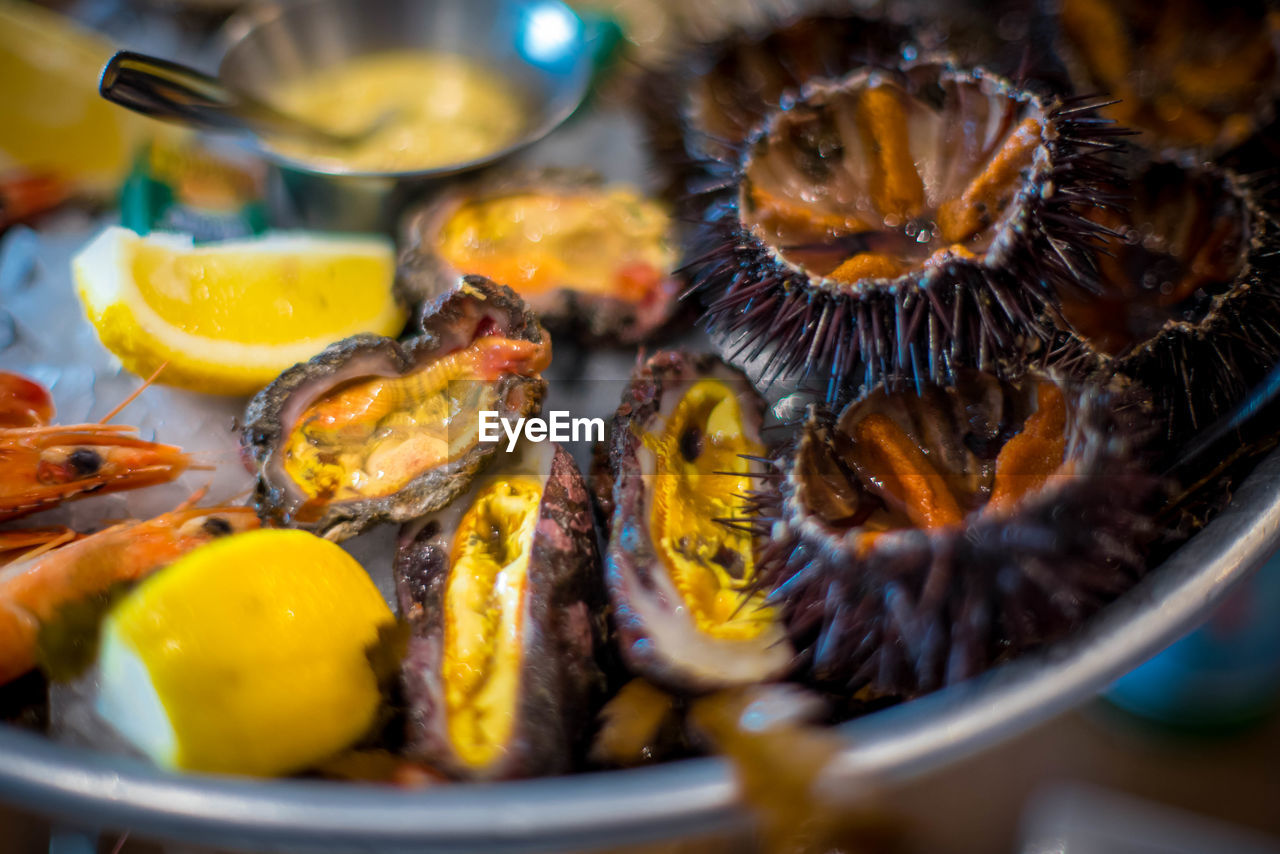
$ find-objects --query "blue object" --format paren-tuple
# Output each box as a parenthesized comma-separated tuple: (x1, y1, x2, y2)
(1105, 547, 1280, 727)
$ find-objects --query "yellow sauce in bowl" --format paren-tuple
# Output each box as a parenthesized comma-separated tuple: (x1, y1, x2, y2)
(266, 51, 527, 173)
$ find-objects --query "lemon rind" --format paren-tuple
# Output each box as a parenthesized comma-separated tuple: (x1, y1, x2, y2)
(73, 227, 407, 395)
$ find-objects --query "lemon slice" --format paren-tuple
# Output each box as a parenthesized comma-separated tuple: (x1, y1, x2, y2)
(95, 529, 393, 776)
(74, 227, 406, 395)
(0, 0, 143, 195)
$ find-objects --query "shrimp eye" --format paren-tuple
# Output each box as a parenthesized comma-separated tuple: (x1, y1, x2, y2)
(201, 516, 234, 537)
(67, 448, 102, 476)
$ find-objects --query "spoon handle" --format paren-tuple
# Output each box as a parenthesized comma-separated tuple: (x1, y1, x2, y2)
(99, 50, 341, 145)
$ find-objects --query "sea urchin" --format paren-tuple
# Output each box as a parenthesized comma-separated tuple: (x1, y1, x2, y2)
(747, 367, 1153, 698)
(684, 60, 1127, 406)
(1051, 156, 1280, 445)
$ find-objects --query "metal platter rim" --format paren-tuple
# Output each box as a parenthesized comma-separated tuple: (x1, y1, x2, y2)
(1, 449, 1277, 851)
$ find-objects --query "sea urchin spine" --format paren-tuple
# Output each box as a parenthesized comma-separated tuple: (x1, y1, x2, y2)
(746, 368, 1154, 698)
(683, 61, 1128, 406)
(1050, 156, 1280, 446)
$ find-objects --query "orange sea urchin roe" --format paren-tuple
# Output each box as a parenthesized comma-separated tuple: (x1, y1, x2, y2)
(855, 84, 926, 224)
(986, 384, 1069, 514)
(840, 383, 1070, 550)
(435, 189, 676, 302)
(848, 414, 965, 530)
(642, 379, 773, 640)
(282, 336, 549, 502)
(442, 476, 541, 768)
(1058, 164, 1248, 356)
(1061, 0, 1278, 151)
(828, 253, 907, 283)
(936, 117, 1044, 245)
(742, 74, 1048, 284)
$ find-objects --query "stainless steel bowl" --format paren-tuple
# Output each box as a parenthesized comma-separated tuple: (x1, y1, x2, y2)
(216, 0, 595, 230)
(2, 447, 1277, 851)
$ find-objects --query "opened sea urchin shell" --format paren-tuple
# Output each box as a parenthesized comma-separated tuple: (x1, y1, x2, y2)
(395, 440, 604, 780)
(686, 61, 1126, 404)
(242, 278, 549, 541)
(751, 368, 1153, 698)
(640, 11, 920, 203)
(600, 350, 793, 693)
(1053, 157, 1280, 444)
(1056, 0, 1280, 160)
(399, 170, 681, 345)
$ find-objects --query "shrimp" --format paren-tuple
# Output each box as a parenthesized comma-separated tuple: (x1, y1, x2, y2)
(0, 372, 54, 427)
(0, 497, 260, 685)
(0, 370, 195, 523)
(0, 528, 81, 567)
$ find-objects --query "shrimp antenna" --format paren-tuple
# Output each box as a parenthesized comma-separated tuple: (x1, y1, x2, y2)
(99, 362, 168, 425)
(15, 528, 78, 562)
(174, 484, 211, 511)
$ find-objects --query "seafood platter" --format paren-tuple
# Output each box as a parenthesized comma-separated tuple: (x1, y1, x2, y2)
(2, 0, 1280, 849)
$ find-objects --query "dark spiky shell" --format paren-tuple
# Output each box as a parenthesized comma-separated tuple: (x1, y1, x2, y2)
(639, 10, 923, 206)
(750, 368, 1155, 698)
(242, 278, 547, 542)
(1046, 156, 1280, 447)
(398, 169, 683, 345)
(1051, 0, 1280, 162)
(684, 60, 1126, 407)
(919, 0, 1075, 92)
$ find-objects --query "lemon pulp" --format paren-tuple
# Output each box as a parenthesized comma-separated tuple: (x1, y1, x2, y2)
(95, 528, 393, 776)
(128, 241, 392, 343)
(74, 227, 406, 395)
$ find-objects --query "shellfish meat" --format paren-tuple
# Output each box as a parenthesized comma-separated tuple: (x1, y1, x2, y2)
(395, 440, 604, 780)
(243, 278, 549, 541)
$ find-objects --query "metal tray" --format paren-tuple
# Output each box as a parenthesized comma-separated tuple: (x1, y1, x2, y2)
(0, 443, 1275, 852)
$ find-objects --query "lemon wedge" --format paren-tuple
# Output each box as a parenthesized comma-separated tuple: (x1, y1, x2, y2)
(74, 226, 406, 395)
(0, 0, 143, 195)
(95, 529, 393, 776)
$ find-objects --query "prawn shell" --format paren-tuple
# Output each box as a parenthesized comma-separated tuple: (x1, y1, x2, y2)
(0, 427, 192, 524)
(0, 372, 54, 427)
(0, 505, 259, 686)
(394, 442, 605, 780)
(242, 278, 548, 542)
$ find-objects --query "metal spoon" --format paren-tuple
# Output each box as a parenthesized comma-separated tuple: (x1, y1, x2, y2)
(99, 50, 392, 149)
